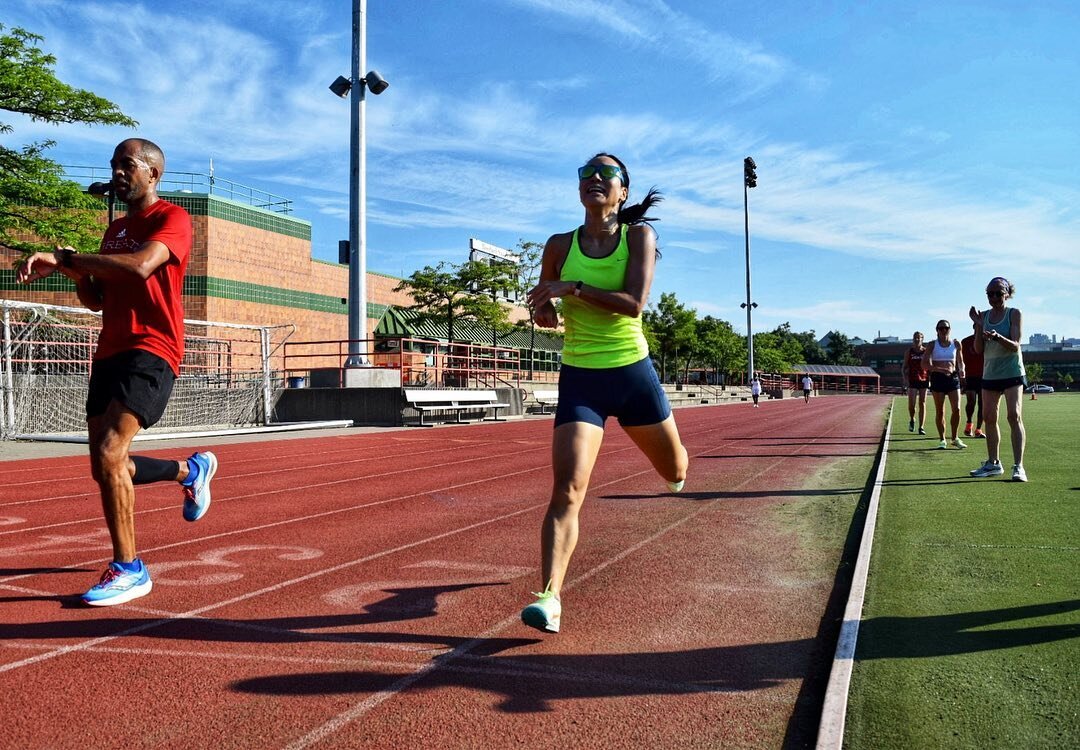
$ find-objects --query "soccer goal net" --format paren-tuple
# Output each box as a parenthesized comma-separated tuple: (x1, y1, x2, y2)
(1, 300, 293, 439)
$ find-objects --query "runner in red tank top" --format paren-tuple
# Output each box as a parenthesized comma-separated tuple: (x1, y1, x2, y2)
(901, 331, 930, 434)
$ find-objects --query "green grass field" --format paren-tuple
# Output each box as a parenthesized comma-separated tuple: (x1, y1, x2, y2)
(844, 394, 1079, 749)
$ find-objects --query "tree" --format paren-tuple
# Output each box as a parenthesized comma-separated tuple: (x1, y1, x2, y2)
(693, 316, 744, 385)
(825, 330, 861, 366)
(642, 292, 696, 382)
(1059, 372, 1073, 391)
(1, 25, 136, 257)
(510, 239, 544, 377)
(394, 260, 517, 345)
(1025, 362, 1043, 387)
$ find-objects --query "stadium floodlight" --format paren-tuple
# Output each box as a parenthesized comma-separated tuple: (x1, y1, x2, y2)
(744, 156, 757, 188)
(743, 156, 758, 385)
(328, 0, 390, 367)
(329, 76, 352, 98)
(363, 70, 389, 95)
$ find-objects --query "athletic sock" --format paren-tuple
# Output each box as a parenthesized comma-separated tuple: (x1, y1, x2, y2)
(182, 456, 201, 487)
(115, 558, 143, 573)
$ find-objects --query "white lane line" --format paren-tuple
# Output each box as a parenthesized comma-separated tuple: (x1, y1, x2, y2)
(815, 401, 893, 750)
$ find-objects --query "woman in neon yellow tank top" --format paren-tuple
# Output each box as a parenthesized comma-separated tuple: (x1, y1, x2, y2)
(520, 154, 688, 634)
(967, 276, 1028, 482)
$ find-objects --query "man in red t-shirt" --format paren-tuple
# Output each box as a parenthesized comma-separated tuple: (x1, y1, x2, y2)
(16, 138, 219, 606)
(901, 331, 929, 434)
(960, 323, 985, 437)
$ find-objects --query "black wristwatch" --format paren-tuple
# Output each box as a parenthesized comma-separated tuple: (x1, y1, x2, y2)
(573, 281, 583, 297)
(58, 248, 75, 267)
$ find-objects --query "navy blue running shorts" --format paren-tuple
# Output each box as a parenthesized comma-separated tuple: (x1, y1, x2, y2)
(929, 371, 960, 394)
(86, 349, 176, 428)
(555, 356, 671, 428)
(981, 375, 1026, 392)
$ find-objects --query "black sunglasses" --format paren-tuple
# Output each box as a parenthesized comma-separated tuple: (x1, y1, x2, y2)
(986, 289, 1005, 297)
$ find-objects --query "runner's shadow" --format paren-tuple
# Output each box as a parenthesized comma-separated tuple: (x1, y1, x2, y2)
(0, 582, 518, 645)
(230, 639, 817, 713)
(230, 600, 1080, 712)
(855, 599, 1080, 659)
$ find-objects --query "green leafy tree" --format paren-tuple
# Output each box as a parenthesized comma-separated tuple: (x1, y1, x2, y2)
(1, 25, 136, 257)
(510, 239, 544, 377)
(825, 330, 861, 366)
(1025, 362, 1043, 387)
(394, 260, 517, 344)
(752, 331, 794, 375)
(642, 292, 696, 382)
(1059, 372, 1072, 391)
(693, 315, 744, 384)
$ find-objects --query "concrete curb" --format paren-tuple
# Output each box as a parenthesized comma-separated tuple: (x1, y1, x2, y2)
(816, 401, 894, 748)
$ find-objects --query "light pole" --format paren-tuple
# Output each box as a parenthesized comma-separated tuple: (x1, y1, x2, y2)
(329, 0, 389, 367)
(740, 156, 758, 385)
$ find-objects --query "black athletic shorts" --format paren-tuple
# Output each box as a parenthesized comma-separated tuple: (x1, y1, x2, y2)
(87, 349, 176, 428)
(981, 375, 1026, 393)
(929, 371, 960, 394)
(963, 376, 982, 394)
(555, 356, 671, 428)
(908, 380, 929, 390)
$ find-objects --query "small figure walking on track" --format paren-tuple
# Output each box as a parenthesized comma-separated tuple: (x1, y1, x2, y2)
(968, 277, 1028, 481)
(17, 138, 217, 606)
(750, 374, 762, 407)
(521, 153, 688, 633)
(801, 374, 813, 403)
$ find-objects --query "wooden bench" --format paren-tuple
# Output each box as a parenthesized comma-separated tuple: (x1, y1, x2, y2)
(533, 389, 559, 415)
(403, 389, 509, 427)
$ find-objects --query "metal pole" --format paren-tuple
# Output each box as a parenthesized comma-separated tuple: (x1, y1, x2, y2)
(744, 179, 754, 385)
(345, 0, 369, 366)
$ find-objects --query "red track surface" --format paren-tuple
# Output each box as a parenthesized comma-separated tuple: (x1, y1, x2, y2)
(0, 396, 887, 749)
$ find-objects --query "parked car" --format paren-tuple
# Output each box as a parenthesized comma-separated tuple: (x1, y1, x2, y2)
(1024, 384, 1055, 394)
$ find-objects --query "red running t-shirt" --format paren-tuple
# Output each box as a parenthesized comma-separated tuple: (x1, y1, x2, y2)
(960, 335, 984, 378)
(93, 199, 192, 374)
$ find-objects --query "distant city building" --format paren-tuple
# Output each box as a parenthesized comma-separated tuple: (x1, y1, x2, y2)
(818, 331, 867, 349)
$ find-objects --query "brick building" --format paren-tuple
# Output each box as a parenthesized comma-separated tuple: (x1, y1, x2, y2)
(1, 191, 415, 343)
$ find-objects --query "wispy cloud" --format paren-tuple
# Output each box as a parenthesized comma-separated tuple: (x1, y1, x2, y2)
(508, 0, 796, 97)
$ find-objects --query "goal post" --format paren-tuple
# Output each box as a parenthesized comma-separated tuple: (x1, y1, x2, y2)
(1, 299, 293, 439)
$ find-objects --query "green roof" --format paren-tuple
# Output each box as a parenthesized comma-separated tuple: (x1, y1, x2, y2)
(375, 306, 563, 352)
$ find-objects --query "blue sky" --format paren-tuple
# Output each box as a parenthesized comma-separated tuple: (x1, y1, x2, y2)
(5, 0, 1079, 342)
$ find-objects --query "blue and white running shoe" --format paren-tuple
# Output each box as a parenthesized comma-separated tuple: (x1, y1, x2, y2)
(82, 560, 152, 607)
(182, 451, 217, 522)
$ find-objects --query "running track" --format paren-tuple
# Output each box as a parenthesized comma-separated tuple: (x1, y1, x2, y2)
(0, 396, 888, 749)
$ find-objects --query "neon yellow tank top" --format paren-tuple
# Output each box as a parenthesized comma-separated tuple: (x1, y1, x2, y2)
(559, 225, 650, 368)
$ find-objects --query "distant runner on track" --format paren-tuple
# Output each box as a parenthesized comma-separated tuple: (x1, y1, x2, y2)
(521, 153, 688, 634)
(902, 331, 930, 434)
(16, 138, 217, 606)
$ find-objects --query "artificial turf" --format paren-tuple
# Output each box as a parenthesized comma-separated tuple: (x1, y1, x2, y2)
(844, 394, 1079, 749)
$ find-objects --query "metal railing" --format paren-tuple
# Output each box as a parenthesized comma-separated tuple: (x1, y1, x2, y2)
(62, 166, 293, 214)
(282, 337, 540, 389)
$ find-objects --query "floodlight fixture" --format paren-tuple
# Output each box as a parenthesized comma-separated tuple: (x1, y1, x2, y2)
(329, 75, 352, 98)
(363, 70, 389, 94)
